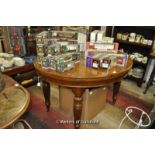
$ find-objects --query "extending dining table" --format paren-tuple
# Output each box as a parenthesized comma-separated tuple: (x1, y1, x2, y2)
(34, 58, 133, 129)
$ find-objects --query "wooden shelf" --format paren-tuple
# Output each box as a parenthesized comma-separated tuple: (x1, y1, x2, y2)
(115, 39, 152, 49)
(109, 26, 155, 87)
(132, 61, 147, 68)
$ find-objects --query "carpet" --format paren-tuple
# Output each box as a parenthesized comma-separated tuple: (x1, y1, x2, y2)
(22, 91, 74, 129)
(106, 90, 153, 120)
(22, 89, 154, 129)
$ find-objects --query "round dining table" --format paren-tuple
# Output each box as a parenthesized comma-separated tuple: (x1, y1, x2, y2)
(34, 58, 133, 129)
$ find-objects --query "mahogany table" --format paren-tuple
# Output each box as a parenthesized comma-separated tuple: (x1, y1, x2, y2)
(34, 58, 133, 129)
(3, 63, 34, 76)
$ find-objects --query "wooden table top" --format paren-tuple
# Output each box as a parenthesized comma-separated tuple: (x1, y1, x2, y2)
(34, 58, 133, 88)
(0, 75, 30, 128)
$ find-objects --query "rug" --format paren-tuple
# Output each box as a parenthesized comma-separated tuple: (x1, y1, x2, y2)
(22, 91, 74, 129)
(106, 90, 153, 120)
(22, 89, 154, 129)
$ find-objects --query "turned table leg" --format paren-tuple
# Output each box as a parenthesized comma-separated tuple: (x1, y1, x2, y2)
(42, 80, 51, 112)
(113, 81, 121, 105)
(72, 88, 85, 129)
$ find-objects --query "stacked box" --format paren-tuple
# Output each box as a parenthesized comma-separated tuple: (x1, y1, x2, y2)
(100, 56, 111, 69)
(86, 56, 94, 67)
(92, 53, 103, 69)
(36, 30, 82, 72)
(86, 53, 128, 69)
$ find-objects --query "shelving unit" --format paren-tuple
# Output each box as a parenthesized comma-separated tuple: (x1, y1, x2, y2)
(107, 26, 155, 87)
(0, 26, 37, 87)
(115, 39, 152, 49)
(132, 60, 146, 67)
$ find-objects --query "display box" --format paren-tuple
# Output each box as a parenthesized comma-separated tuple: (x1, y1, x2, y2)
(36, 44, 44, 54)
(90, 30, 99, 42)
(116, 54, 128, 67)
(86, 42, 118, 51)
(86, 55, 94, 67)
(56, 54, 74, 72)
(92, 53, 103, 69)
(46, 44, 61, 56)
(71, 52, 81, 63)
(86, 52, 128, 69)
(100, 56, 111, 69)
(36, 31, 48, 44)
(56, 60, 74, 72)
(96, 30, 106, 42)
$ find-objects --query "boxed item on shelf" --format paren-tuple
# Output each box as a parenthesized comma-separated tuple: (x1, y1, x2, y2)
(49, 59, 57, 70)
(97, 31, 105, 42)
(85, 49, 117, 59)
(36, 44, 45, 54)
(92, 53, 103, 69)
(86, 52, 128, 69)
(56, 60, 74, 72)
(46, 44, 61, 56)
(39, 51, 80, 72)
(56, 54, 74, 72)
(102, 37, 114, 43)
(116, 55, 127, 67)
(94, 43, 115, 50)
(86, 41, 119, 51)
(41, 56, 51, 69)
(90, 30, 99, 42)
(71, 52, 81, 63)
(36, 30, 86, 52)
(86, 55, 94, 67)
(100, 56, 111, 69)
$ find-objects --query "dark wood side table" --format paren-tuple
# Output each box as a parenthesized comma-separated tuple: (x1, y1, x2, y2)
(143, 52, 155, 94)
(3, 63, 34, 76)
(3, 63, 37, 87)
(34, 59, 133, 129)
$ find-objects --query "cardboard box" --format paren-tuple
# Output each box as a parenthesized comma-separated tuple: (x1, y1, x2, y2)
(86, 55, 94, 67)
(59, 86, 107, 120)
(97, 31, 105, 42)
(90, 30, 99, 42)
